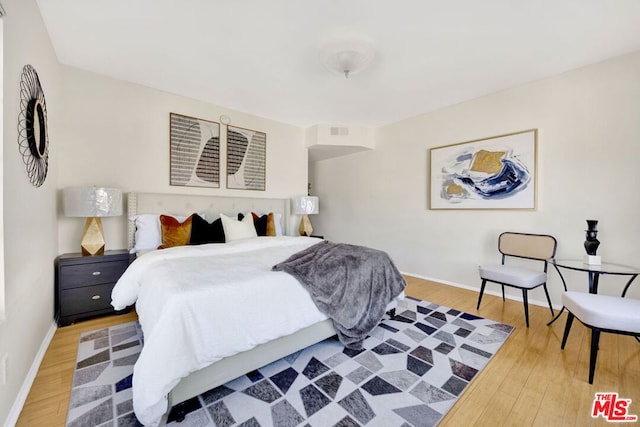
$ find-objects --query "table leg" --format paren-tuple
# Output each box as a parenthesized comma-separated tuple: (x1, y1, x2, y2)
(553, 263, 568, 291)
(589, 272, 601, 294)
(621, 274, 638, 297)
(547, 263, 568, 326)
(547, 306, 565, 326)
(619, 273, 640, 344)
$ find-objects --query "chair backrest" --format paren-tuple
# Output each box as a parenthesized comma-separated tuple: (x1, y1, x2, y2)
(498, 232, 557, 261)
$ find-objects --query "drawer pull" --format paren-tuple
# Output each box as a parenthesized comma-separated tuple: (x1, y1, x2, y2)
(91, 295, 101, 300)
(92, 271, 101, 276)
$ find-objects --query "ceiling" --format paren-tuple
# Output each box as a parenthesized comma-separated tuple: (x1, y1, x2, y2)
(36, 0, 640, 128)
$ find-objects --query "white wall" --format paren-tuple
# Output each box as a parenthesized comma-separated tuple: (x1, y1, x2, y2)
(1, 0, 60, 423)
(57, 67, 309, 253)
(1, 4, 638, 423)
(312, 50, 640, 306)
(1, 5, 308, 422)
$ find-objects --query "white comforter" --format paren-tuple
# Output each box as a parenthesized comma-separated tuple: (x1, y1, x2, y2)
(111, 236, 328, 426)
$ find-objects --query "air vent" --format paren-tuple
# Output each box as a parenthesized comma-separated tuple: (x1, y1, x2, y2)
(330, 127, 349, 136)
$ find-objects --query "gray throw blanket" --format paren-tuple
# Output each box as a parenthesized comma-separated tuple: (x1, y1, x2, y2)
(272, 241, 406, 349)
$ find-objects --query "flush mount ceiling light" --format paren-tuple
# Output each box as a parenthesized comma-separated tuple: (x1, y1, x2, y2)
(320, 39, 376, 78)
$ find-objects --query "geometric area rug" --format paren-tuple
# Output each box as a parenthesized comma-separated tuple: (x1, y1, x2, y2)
(66, 296, 513, 427)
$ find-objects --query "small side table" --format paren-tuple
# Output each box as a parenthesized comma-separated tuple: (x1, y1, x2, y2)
(55, 250, 132, 326)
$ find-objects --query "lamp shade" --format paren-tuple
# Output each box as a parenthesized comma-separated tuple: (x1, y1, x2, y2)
(292, 196, 319, 215)
(63, 187, 123, 217)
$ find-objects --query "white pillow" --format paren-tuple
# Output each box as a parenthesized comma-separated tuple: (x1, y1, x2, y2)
(129, 213, 200, 253)
(274, 213, 283, 236)
(220, 212, 258, 242)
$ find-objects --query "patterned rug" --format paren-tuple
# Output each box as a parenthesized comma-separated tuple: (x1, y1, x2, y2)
(65, 296, 513, 427)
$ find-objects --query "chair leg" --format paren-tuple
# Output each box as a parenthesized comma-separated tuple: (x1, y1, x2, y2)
(542, 284, 554, 317)
(501, 285, 505, 301)
(477, 280, 487, 310)
(522, 289, 530, 328)
(589, 329, 601, 384)
(561, 312, 574, 349)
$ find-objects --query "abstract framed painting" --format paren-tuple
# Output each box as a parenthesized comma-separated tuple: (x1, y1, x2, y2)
(429, 129, 537, 210)
(226, 125, 266, 191)
(169, 113, 220, 188)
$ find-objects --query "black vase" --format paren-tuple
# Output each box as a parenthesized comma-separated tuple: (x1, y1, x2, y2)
(584, 220, 600, 256)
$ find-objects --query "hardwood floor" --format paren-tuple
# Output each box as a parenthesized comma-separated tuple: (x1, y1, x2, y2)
(16, 310, 138, 427)
(404, 276, 640, 427)
(16, 277, 640, 426)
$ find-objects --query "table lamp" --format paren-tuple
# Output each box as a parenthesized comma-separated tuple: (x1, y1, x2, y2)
(292, 196, 319, 236)
(63, 186, 123, 255)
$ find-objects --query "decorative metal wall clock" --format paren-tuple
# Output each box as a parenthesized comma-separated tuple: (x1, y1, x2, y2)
(18, 64, 49, 187)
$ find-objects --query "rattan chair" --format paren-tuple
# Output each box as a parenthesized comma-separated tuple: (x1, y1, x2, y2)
(477, 232, 557, 327)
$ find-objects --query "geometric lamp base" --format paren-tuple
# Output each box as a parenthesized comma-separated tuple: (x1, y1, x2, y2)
(81, 217, 105, 256)
(298, 214, 313, 237)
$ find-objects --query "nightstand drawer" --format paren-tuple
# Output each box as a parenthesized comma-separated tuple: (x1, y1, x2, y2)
(55, 250, 131, 326)
(59, 260, 128, 289)
(60, 283, 114, 316)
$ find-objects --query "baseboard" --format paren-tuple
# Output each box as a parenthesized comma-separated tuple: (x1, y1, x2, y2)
(401, 271, 562, 310)
(3, 320, 57, 427)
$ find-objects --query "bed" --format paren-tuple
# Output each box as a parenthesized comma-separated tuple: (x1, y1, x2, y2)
(112, 192, 405, 426)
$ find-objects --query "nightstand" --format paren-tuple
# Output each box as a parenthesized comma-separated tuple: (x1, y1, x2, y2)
(55, 250, 132, 326)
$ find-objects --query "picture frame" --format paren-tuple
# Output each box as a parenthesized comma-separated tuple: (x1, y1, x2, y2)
(169, 112, 220, 188)
(226, 125, 266, 191)
(429, 129, 537, 210)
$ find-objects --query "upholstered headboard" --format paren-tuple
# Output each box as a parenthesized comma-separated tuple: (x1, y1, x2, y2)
(127, 192, 290, 250)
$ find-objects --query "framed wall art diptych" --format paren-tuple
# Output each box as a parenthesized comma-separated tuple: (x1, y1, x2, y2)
(170, 113, 220, 188)
(429, 129, 537, 210)
(226, 125, 266, 191)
